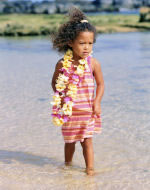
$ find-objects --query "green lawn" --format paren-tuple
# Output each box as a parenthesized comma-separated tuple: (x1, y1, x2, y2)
(0, 14, 150, 36)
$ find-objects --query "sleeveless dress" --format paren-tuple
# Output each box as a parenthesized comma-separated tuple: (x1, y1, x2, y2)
(61, 56, 102, 143)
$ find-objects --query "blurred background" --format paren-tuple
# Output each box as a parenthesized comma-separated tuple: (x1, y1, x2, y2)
(1, 0, 150, 14)
(0, 1, 150, 190)
(0, 0, 150, 36)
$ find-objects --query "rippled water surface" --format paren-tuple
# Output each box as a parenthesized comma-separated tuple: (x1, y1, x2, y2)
(0, 32, 150, 190)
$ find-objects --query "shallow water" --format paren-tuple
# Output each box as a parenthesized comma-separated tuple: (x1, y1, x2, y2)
(0, 32, 150, 189)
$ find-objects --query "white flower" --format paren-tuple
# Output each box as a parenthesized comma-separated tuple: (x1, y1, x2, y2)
(68, 83, 77, 91)
(66, 90, 76, 98)
(57, 74, 69, 84)
(50, 94, 61, 106)
(62, 101, 73, 116)
(55, 73, 69, 92)
(79, 59, 87, 65)
(75, 65, 84, 75)
(55, 82, 66, 92)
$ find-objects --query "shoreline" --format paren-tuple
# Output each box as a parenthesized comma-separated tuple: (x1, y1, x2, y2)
(0, 14, 150, 37)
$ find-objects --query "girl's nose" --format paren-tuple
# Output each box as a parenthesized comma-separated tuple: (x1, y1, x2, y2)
(84, 44, 89, 50)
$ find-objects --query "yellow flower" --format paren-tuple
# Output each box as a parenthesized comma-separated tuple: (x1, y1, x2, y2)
(64, 55, 72, 61)
(55, 82, 66, 92)
(75, 65, 85, 75)
(65, 49, 73, 57)
(52, 117, 64, 126)
(68, 83, 77, 91)
(67, 83, 77, 98)
(62, 101, 73, 116)
(66, 90, 76, 98)
(79, 59, 87, 65)
(62, 60, 72, 69)
(57, 73, 69, 84)
(56, 74, 68, 92)
(51, 94, 61, 106)
(63, 49, 73, 62)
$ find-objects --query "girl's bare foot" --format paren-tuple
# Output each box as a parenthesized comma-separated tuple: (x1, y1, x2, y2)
(86, 168, 95, 176)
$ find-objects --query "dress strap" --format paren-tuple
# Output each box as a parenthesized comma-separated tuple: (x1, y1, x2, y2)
(87, 56, 94, 80)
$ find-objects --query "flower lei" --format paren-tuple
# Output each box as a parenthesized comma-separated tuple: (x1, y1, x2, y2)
(51, 49, 89, 126)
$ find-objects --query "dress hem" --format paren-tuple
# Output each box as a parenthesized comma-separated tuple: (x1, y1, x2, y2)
(63, 130, 102, 143)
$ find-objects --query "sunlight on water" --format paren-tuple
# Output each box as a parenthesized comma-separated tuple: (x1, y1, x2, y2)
(0, 32, 150, 189)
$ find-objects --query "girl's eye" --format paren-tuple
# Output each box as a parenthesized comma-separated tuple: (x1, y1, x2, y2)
(79, 42, 93, 45)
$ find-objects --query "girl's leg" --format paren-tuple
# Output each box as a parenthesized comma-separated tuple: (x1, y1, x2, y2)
(80, 138, 94, 175)
(64, 142, 76, 165)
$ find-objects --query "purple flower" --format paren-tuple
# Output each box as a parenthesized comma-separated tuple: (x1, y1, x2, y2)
(64, 96, 72, 102)
(63, 116, 69, 122)
(72, 74, 79, 79)
(56, 114, 61, 119)
(60, 68, 66, 72)
(51, 113, 61, 119)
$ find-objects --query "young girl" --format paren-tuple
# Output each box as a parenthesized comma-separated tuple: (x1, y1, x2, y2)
(51, 7, 104, 176)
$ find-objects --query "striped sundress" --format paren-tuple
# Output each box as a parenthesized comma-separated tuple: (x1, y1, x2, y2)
(62, 56, 102, 143)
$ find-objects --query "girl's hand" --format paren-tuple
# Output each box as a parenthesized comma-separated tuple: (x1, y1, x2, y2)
(92, 99, 101, 116)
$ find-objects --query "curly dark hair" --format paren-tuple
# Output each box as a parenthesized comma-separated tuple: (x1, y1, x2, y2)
(51, 7, 97, 53)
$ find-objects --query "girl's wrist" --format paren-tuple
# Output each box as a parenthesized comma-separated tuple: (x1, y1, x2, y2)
(94, 97, 101, 103)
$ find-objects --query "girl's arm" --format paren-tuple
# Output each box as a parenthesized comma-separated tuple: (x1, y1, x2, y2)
(51, 59, 63, 92)
(92, 58, 105, 115)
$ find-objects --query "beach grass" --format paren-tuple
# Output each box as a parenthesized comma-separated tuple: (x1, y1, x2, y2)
(0, 14, 150, 36)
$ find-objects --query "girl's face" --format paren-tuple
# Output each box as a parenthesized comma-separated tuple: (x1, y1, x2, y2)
(69, 31, 94, 60)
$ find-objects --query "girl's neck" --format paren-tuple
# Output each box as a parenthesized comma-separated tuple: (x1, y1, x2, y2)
(72, 60, 79, 66)
(72, 52, 81, 62)
(71, 51, 88, 66)
(72, 55, 81, 66)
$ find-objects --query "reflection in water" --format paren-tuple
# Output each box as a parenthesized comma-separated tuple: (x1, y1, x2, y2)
(0, 32, 150, 189)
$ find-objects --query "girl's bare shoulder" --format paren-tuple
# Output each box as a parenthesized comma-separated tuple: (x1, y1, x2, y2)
(55, 58, 63, 70)
(90, 57, 101, 73)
